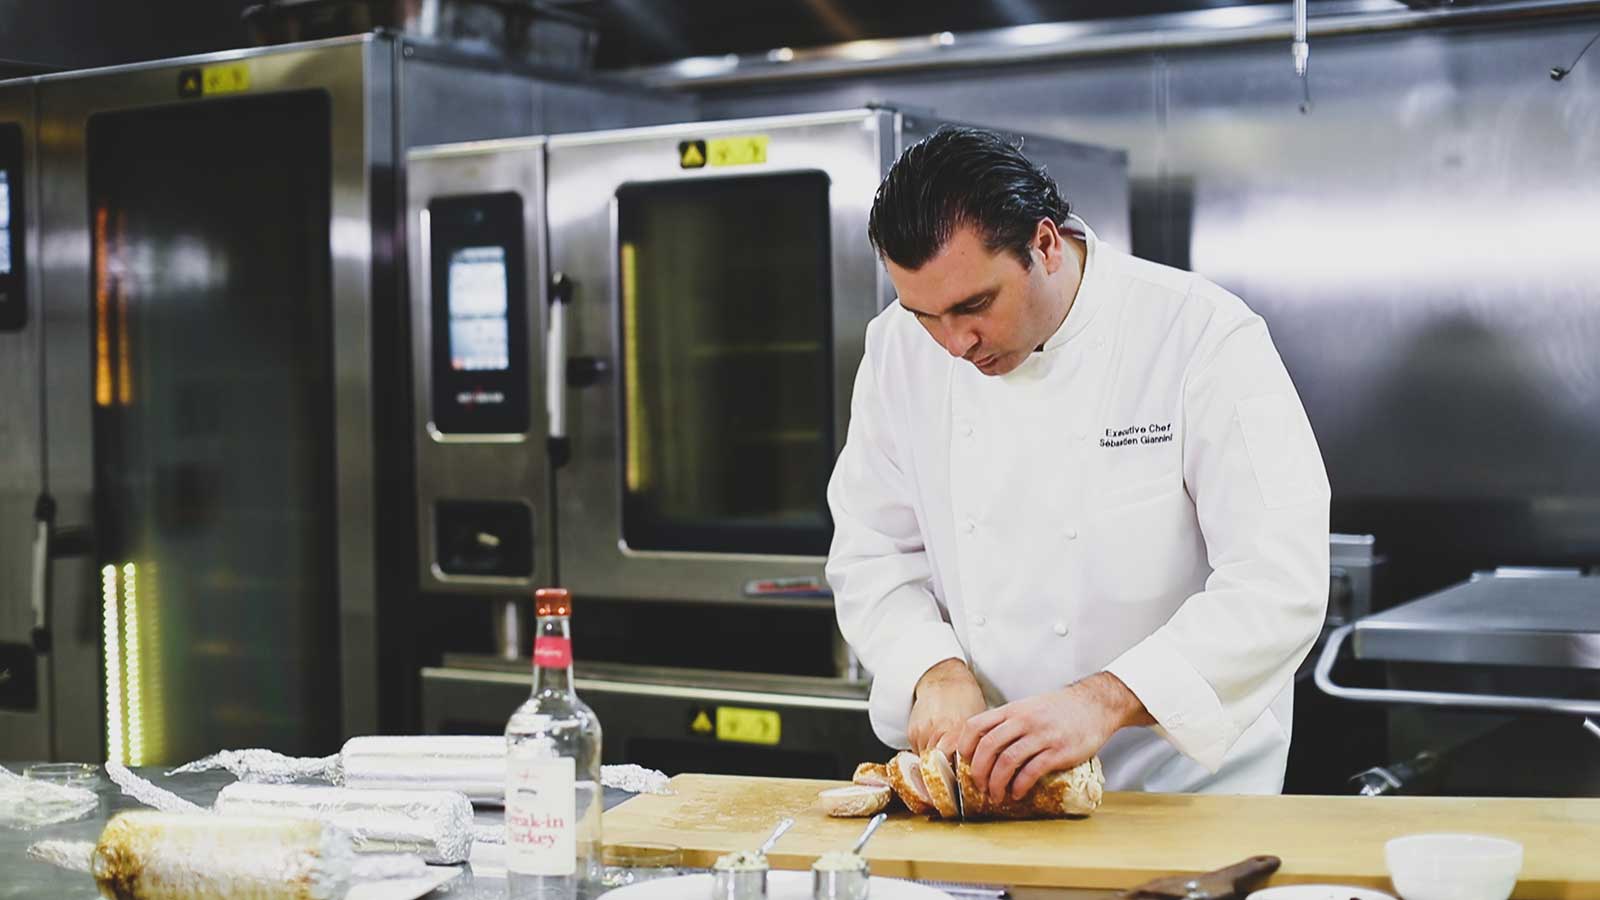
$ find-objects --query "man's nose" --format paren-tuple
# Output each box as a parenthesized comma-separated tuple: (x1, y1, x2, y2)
(943, 324, 978, 359)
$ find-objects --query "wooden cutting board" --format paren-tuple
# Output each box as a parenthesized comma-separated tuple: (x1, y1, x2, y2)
(604, 774, 1600, 898)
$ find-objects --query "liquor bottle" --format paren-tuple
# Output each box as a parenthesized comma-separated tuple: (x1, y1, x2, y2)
(506, 587, 603, 899)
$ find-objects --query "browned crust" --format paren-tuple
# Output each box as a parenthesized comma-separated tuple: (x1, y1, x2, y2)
(852, 761, 892, 788)
(919, 749, 960, 819)
(954, 755, 1104, 820)
(884, 751, 935, 816)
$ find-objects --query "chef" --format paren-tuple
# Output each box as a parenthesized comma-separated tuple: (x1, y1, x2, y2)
(826, 127, 1330, 799)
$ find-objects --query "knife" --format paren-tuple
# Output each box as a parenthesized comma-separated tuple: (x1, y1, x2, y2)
(1118, 855, 1281, 899)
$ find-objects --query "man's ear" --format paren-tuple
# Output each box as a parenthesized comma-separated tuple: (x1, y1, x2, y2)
(1035, 218, 1065, 275)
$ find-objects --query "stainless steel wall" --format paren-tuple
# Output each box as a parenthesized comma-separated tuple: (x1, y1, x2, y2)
(694, 14, 1600, 599)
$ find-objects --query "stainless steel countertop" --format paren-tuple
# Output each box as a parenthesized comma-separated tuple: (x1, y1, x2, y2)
(0, 761, 634, 900)
(1354, 574, 1600, 669)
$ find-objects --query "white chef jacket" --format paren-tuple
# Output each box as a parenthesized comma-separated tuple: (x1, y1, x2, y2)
(826, 218, 1330, 793)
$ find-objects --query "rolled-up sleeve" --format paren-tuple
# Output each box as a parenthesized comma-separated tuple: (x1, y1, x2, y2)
(827, 326, 965, 749)
(1105, 316, 1330, 773)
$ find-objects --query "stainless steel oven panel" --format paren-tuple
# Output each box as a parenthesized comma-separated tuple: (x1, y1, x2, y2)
(34, 36, 383, 749)
(407, 138, 553, 592)
(546, 109, 897, 605)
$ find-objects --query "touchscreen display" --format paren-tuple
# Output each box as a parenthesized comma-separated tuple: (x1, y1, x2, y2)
(447, 245, 509, 371)
(0, 170, 12, 275)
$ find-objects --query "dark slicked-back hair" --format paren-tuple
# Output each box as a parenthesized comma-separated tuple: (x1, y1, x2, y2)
(868, 126, 1071, 271)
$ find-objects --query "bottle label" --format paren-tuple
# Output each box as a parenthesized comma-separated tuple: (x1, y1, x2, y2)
(534, 636, 573, 669)
(505, 754, 576, 875)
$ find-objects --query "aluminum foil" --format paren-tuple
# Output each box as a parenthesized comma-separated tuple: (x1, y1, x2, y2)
(91, 811, 356, 900)
(170, 734, 673, 808)
(169, 748, 339, 784)
(602, 763, 673, 795)
(0, 763, 99, 829)
(338, 736, 505, 804)
(27, 839, 93, 873)
(214, 783, 474, 864)
(349, 854, 431, 882)
(106, 761, 206, 814)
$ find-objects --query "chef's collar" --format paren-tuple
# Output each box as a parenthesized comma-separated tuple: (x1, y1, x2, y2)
(1039, 214, 1103, 352)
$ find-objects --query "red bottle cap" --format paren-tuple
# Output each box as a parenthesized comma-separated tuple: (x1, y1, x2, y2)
(534, 587, 572, 617)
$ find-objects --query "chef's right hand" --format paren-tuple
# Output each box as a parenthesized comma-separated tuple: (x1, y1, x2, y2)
(908, 658, 987, 756)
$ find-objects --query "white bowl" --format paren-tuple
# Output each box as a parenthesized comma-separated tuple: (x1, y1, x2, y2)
(1384, 833, 1523, 900)
(1248, 886, 1396, 900)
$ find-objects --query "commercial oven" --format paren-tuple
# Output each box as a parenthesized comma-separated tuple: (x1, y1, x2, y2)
(412, 109, 1132, 776)
(545, 109, 1131, 607)
(406, 137, 556, 660)
(0, 33, 690, 766)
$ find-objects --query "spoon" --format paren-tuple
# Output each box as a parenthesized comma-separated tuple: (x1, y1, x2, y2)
(759, 817, 796, 856)
(851, 813, 887, 855)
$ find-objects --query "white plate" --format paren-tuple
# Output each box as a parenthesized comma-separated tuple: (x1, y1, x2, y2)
(1247, 886, 1397, 900)
(346, 865, 463, 900)
(601, 870, 952, 900)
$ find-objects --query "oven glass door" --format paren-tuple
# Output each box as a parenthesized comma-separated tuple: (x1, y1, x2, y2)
(87, 91, 338, 762)
(616, 172, 834, 557)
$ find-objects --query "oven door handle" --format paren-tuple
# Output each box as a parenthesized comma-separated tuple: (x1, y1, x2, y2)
(30, 495, 53, 653)
(547, 272, 572, 468)
(1314, 623, 1600, 716)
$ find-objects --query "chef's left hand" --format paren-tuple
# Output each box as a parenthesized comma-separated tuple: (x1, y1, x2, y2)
(958, 671, 1152, 803)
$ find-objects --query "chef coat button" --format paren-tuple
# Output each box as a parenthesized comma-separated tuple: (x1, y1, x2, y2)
(973, 615, 987, 627)
(963, 519, 976, 534)
(960, 422, 974, 437)
(1065, 526, 1079, 540)
(1094, 336, 1106, 349)
(1053, 622, 1068, 636)
(1075, 428, 1088, 441)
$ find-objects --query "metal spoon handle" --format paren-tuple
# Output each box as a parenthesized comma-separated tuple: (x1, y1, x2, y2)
(759, 817, 796, 855)
(851, 812, 887, 855)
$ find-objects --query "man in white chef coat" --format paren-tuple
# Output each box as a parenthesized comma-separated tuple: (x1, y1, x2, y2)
(826, 127, 1330, 799)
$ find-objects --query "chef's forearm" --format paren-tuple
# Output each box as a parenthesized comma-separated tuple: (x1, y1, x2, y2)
(1083, 671, 1156, 730)
(915, 657, 976, 701)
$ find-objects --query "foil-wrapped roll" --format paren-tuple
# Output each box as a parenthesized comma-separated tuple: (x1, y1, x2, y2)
(92, 811, 356, 900)
(336, 735, 505, 803)
(171, 734, 672, 808)
(214, 783, 474, 864)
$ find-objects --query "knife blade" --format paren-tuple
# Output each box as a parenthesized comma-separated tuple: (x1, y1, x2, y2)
(1118, 855, 1281, 899)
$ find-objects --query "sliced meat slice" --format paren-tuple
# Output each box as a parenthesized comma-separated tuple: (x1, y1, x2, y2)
(955, 755, 1105, 819)
(919, 749, 960, 819)
(954, 751, 985, 819)
(818, 785, 892, 818)
(851, 762, 892, 789)
(884, 751, 935, 816)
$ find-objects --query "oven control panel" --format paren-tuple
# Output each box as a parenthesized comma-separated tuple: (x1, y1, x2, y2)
(427, 192, 529, 435)
(0, 124, 24, 332)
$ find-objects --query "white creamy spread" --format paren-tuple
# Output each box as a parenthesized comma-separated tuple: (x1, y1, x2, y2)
(812, 851, 867, 872)
(713, 850, 768, 871)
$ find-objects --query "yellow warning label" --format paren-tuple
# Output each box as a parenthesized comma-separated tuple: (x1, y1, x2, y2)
(708, 135, 769, 167)
(690, 710, 713, 734)
(679, 140, 706, 169)
(715, 706, 781, 746)
(202, 63, 251, 96)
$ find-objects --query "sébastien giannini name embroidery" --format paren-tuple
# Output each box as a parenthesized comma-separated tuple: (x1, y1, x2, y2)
(1100, 422, 1173, 449)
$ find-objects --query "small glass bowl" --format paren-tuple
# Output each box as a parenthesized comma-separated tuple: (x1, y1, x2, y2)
(600, 843, 683, 888)
(23, 762, 100, 788)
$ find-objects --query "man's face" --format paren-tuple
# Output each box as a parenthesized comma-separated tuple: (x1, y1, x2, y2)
(886, 221, 1068, 377)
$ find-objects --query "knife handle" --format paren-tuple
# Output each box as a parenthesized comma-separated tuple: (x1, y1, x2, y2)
(1212, 855, 1281, 895)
